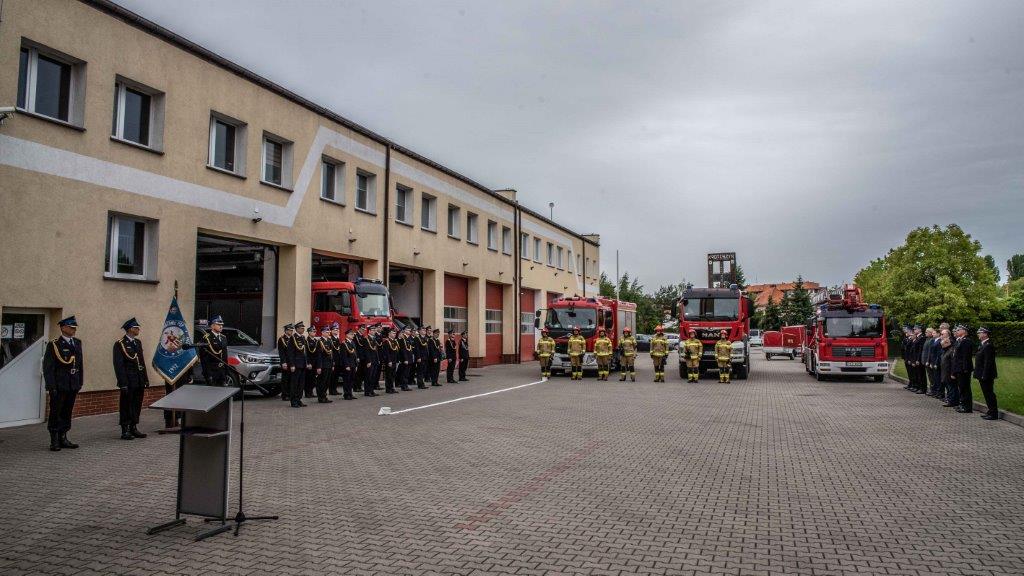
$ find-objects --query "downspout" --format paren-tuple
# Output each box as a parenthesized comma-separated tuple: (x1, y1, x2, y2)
(514, 203, 521, 364)
(582, 240, 586, 298)
(382, 145, 391, 286)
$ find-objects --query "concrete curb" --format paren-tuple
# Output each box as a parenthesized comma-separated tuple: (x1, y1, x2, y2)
(886, 372, 1024, 428)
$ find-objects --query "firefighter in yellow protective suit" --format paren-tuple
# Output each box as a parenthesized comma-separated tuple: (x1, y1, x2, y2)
(715, 329, 733, 383)
(650, 326, 669, 382)
(618, 327, 638, 382)
(567, 327, 587, 380)
(537, 328, 556, 379)
(682, 328, 703, 383)
(594, 329, 613, 380)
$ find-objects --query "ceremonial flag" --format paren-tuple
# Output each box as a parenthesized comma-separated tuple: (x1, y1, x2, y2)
(152, 293, 198, 384)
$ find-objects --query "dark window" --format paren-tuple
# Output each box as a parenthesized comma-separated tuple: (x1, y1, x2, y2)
(263, 138, 283, 184)
(34, 53, 71, 121)
(122, 87, 151, 145)
(544, 308, 597, 332)
(213, 120, 236, 171)
(824, 317, 882, 338)
(683, 298, 739, 321)
(17, 48, 28, 109)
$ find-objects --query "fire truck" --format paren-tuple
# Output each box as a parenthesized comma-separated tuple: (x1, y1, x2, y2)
(311, 278, 395, 333)
(538, 296, 637, 377)
(677, 284, 754, 379)
(803, 284, 888, 381)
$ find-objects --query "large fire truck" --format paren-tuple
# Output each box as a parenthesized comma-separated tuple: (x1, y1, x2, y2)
(538, 296, 637, 377)
(803, 284, 888, 381)
(677, 284, 754, 379)
(311, 278, 395, 333)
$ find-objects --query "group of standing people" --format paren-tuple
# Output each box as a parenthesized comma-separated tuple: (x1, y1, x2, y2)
(901, 323, 999, 420)
(274, 321, 470, 408)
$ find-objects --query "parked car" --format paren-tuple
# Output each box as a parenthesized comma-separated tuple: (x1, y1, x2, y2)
(665, 333, 680, 351)
(191, 326, 282, 396)
(635, 333, 652, 352)
(749, 329, 764, 347)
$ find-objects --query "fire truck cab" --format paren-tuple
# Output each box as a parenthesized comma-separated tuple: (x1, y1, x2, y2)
(803, 284, 888, 381)
(678, 285, 753, 379)
(311, 278, 394, 334)
(539, 296, 636, 377)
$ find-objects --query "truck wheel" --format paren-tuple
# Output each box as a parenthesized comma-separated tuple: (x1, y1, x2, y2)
(872, 375, 884, 382)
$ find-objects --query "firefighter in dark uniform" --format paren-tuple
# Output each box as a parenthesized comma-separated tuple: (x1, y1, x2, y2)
(339, 329, 359, 400)
(951, 325, 974, 413)
(306, 326, 324, 398)
(277, 323, 294, 401)
(43, 316, 84, 452)
(444, 330, 458, 383)
(113, 317, 149, 440)
(900, 326, 913, 390)
(429, 328, 444, 386)
(397, 328, 414, 390)
(360, 326, 379, 397)
(313, 326, 334, 403)
(329, 323, 343, 396)
(381, 327, 399, 394)
(197, 315, 229, 386)
(715, 329, 732, 383)
(458, 330, 471, 381)
(412, 328, 427, 387)
(974, 327, 999, 420)
(288, 321, 309, 408)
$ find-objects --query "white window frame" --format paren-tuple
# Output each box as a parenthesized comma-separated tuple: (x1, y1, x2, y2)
(466, 212, 479, 244)
(485, 309, 503, 335)
(444, 305, 468, 334)
(520, 312, 534, 334)
(486, 221, 498, 251)
(111, 76, 164, 150)
(395, 185, 413, 225)
(521, 233, 530, 260)
(17, 42, 87, 127)
(104, 213, 158, 281)
(208, 111, 247, 176)
(355, 170, 377, 213)
(320, 156, 345, 204)
(557, 246, 564, 269)
(260, 132, 293, 189)
(577, 254, 582, 276)
(502, 226, 513, 255)
(421, 194, 437, 231)
(534, 238, 542, 263)
(447, 205, 461, 239)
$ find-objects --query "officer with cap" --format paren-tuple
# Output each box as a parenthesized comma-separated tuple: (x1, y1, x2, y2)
(681, 328, 702, 383)
(197, 315, 229, 386)
(445, 329, 458, 383)
(429, 327, 443, 386)
(537, 328, 556, 379)
(715, 329, 732, 383)
(951, 324, 974, 413)
(288, 321, 309, 407)
(360, 326, 379, 397)
(594, 328, 613, 380)
(458, 330, 471, 381)
(339, 329, 359, 400)
(908, 325, 926, 394)
(313, 326, 335, 403)
(277, 323, 295, 401)
(380, 327, 399, 394)
(329, 323, 343, 396)
(651, 326, 670, 382)
(567, 327, 586, 380)
(618, 327, 637, 382)
(43, 316, 84, 451)
(974, 327, 999, 420)
(113, 317, 149, 440)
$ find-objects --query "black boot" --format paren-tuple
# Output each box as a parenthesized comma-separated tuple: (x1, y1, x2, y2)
(120, 426, 134, 440)
(130, 426, 147, 439)
(60, 432, 79, 448)
(49, 431, 61, 452)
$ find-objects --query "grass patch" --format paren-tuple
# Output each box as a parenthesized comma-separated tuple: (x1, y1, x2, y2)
(893, 357, 1024, 416)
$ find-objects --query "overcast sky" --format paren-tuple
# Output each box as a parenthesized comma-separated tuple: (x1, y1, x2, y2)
(119, 0, 1024, 289)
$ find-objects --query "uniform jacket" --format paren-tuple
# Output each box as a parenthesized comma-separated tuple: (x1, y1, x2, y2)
(43, 336, 84, 392)
(537, 337, 556, 357)
(651, 335, 671, 358)
(340, 339, 359, 372)
(276, 334, 294, 367)
(291, 333, 310, 368)
(398, 336, 415, 365)
(382, 338, 399, 366)
(199, 330, 229, 372)
(416, 336, 429, 363)
(973, 340, 997, 381)
(618, 336, 637, 357)
(445, 338, 457, 361)
(715, 339, 732, 361)
(593, 337, 613, 357)
(952, 337, 974, 375)
(908, 336, 924, 365)
(112, 335, 148, 389)
(428, 337, 442, 362)
(459, 337, 470, 358)
(314, 338, 335, 371)
(567, 335, 587, 356)
(940, 345, 955, 384)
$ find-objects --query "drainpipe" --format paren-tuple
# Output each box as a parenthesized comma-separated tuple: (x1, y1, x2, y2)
(582, 240, 586, 298)
(514, 203, 521, 364)
(382, 145, 391, 286)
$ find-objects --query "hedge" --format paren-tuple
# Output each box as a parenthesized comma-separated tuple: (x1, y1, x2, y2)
(888, 321, 1024, 357)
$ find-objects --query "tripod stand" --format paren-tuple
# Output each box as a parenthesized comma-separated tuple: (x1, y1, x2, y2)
(204, 364, 278, 537)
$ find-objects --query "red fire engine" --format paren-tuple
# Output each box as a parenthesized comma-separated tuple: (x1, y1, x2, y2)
(310, 278, 395, 334)
(803, 284, 888, 381)
(678, 284, 754, 379)
(538, 296, 637, 377)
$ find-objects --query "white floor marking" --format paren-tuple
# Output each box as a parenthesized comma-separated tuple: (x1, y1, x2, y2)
(378, 378, 548, 416)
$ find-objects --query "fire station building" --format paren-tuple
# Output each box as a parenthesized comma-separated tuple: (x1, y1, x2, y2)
(0, 0, 601, 424)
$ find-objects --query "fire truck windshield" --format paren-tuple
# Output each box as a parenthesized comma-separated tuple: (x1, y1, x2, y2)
(683, 298, 739, 321)
(824, 317, 882, 338)
(356, 293, 390, 317)
(545, 308, 597, 333)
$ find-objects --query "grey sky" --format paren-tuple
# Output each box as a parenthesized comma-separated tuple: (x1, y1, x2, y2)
(119, 0, 1024, 289)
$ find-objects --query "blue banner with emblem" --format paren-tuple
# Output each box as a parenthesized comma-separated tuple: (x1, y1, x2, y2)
(152, 295, 198, 384)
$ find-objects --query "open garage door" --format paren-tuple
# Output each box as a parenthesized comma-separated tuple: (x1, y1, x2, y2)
(389, 267, 422, 326)
(195, 235, 276, 345)
(312, 252, 362, 282)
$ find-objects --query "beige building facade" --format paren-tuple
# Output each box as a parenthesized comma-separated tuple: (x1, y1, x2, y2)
(0, 0, 600, 422)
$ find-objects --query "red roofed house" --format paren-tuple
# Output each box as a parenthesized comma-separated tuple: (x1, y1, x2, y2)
(746, 282, 823, 311)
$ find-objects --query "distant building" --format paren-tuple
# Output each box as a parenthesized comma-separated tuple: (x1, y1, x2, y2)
(746, 282, 824, 311)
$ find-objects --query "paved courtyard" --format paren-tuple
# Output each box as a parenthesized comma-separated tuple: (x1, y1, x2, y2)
(1, 356, 1023, 576)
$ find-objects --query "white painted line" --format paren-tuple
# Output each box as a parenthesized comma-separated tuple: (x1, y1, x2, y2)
(379, 378, 548, 416)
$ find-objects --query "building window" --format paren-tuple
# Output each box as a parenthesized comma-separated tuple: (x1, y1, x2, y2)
(261, 132, 293, 188)
(557, 246, 564, 269)
(447, 205, 461, 238)
(321, 157, 344, 203)
(111, 78, 164, 149)
(421, 194, 437, 231)
(577, 254, 582, 276)
(208, 112, 247, 175)
(395, 185, 413, 224)
(502, 227, 512, 255)
(17, 42, 86, 126)
(521, 233, 530, 259)
(466, 212, 479, 244)
(487, 221, 498, 251)
(356, 171, 376, 212)
(104, 214, 158, 280)
(444, 306, 468, 334)
(520, 312, 534, 334)
(534, 238, 542, 263)
(547, 242, 555, 266)
(485, 309, 503, 335)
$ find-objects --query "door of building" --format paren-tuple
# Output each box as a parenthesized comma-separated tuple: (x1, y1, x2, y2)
(0, 309, 49, 428)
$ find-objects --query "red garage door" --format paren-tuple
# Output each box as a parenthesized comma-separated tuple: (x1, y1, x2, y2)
(520, 288, 536, 361)
(444, 275, 469, 370)
(484, 283, 503, 366)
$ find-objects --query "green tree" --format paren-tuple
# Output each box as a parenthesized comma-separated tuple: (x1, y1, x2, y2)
(853, 224, 1002, 326)
(734, 265, 747, 289)
(759, 299, 783, 331)
(780, 276, 814, 326)
(1008, 254, 1024, 282)
(985, 255, 1001, 283)
(599, 272, 616, 298)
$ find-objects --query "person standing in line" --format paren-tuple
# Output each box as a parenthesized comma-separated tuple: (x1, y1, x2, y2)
(277, 324, 294, 401)
(43, 316, 84, 452)
(445, 330, 458, 383)
(307, 326, 323, 399)
(951, 325, 974, 413)
(429, 328, 443, 386)
(901, 326, 914, 391)
(288, 321, 309, 408)
(113, 317, 149, 440)
(715, 329, 732, 383)
(924, 327, 941, 398)
(361, 327, 379, 397)
(314, 326, 334, 403)
(458, 330, 471, 381)
(329, 323, 344, 396)
(939, 333, 955, 407)
(381, 327, 399, 394)
(197, 316, 229, 387)
(593, 328, 613, 381)
(567, 327, 586, 381)
(412, 328, 428, 387)
(974, 327, 999, 421)
(908, 325, 927, 394)
(537, 328, 556, 379)
(397, 328, 414, 391)
(339, 329, 358, 400)
(617, 327, 637, 382)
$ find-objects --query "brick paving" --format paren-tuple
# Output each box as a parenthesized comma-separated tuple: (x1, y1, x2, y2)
(1, 356, 1023, 576)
